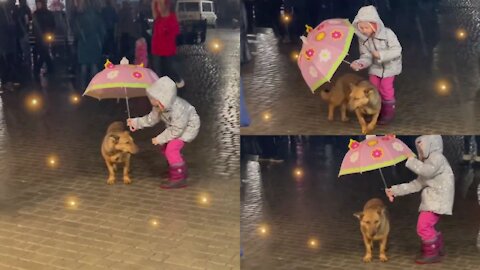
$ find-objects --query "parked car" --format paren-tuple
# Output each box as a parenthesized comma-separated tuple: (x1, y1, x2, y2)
(174, 0, 217, 44)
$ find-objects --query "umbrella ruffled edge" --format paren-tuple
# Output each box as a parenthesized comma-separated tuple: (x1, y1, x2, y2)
(338, 154, 409, 177)
(85, 82, 151, 91)
(310, 19, 355, 93)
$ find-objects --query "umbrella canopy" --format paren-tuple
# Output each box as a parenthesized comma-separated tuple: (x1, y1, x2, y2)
(83, 57, 159, 100)
(338, 135, 415, 177)
(297, 19, 355, 92)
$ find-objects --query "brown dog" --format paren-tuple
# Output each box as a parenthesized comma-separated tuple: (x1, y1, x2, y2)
(101, 122, 139, 185)
(348, 80, 382, 134)
(320, 73, 381, 134)
(354, 198, 390, 263)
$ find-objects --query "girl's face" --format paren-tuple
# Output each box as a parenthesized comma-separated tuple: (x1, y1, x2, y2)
(358, 22, 374, 36)
(150, 98, 165, 112)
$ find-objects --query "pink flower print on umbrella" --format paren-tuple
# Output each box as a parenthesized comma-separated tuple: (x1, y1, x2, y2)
(305, 48, 315, 60)
(348, 139, 360, 150)
(371, 148, 384, 159)
(105, 61, 115, 69)
(132, 71, 143, 79)
(331, 30, 343, 40)
(381, 134, 396, 141)
(316, 23, 326, 31)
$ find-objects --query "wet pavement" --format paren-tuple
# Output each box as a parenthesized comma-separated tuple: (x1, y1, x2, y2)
(241, 0, 480, 135)
(0, 28, 240, 269)
(241, 136, 480, 269)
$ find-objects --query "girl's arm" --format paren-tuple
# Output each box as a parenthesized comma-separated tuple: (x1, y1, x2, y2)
(390, 178, 425, 197)
(405, 155, 442, 179)
(154, 108, 190, 145)
(133, 108, 161, 129)
(378, 29, 402, 63)
(355, 40, 373, 68)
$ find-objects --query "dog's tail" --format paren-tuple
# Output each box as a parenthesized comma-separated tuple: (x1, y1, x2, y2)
(320, 89, 331, 101)
(107, 121, 125, 133)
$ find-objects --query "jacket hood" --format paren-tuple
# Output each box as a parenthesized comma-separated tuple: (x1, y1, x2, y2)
(146, 76, 177, 110)
(415, 135, 443, 159)
(352, 5, 385, 40)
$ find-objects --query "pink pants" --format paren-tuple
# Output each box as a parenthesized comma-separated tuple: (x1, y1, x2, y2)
(417, 211, 440, 241)
(159, 139, 185, 166)
(369, 75, 396, 102)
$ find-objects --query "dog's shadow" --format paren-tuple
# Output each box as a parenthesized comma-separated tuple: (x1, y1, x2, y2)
(134, 147, 165, 179)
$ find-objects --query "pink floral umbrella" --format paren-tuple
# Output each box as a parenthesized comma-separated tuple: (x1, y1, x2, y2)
(338, 135, 415, 188)
(297, 19, 355, 92)
(83, 57, 159, 118)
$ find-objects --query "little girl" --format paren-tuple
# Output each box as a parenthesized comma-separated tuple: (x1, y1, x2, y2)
(385, 135, 454, 264)
(127, 76, 200, 189)
(350, 5, 402, 124)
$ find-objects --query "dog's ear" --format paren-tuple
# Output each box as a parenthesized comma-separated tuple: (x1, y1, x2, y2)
(377, 207, 387, 216)
(353, 212, 363, 220)
(349, 83, 356, 90)
(109, 134, 120, 143)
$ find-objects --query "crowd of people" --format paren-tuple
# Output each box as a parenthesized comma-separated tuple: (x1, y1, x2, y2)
(0, 0, 184, 92)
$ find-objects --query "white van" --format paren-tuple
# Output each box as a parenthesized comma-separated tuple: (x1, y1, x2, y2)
(176, 0, 218, 27)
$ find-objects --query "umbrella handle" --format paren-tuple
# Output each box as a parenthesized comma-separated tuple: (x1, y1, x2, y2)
(378, 168, 388, 189)
(124, 87, 131, 119)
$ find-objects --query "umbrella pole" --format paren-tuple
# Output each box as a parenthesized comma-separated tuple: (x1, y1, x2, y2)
(124, 87, 131, 119)
(378, 168, 388, 189)
(342, 60, 351, 65)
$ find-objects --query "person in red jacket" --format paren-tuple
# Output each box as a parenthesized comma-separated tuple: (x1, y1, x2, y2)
(151, 0, 185, 88)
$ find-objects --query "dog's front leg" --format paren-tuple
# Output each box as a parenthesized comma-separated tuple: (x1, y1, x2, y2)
(328, 104, 335, 121)
(367, 112, 380, 133)
(379, 237, 388, 262)
(105, 160, 116, 184)
(123, 155, 132, 184)
(355, 109, 368, 134)
(362, 235, 373, 263)
(341, 103, 349, 122)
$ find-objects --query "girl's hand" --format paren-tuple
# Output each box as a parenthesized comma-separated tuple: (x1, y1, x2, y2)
(126, 118, 137, 132)
(152, 137, 160, 145)
(372, 51, 381, 59)
(350, 62, 361, 71)
(385, 188, 395, 202)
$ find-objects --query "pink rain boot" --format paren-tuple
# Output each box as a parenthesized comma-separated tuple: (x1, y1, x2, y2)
(161, 164, 187, 189)
(415, 238, 441, 264)
(378, 101, 395, 125)
(436, 232, 445, 256)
